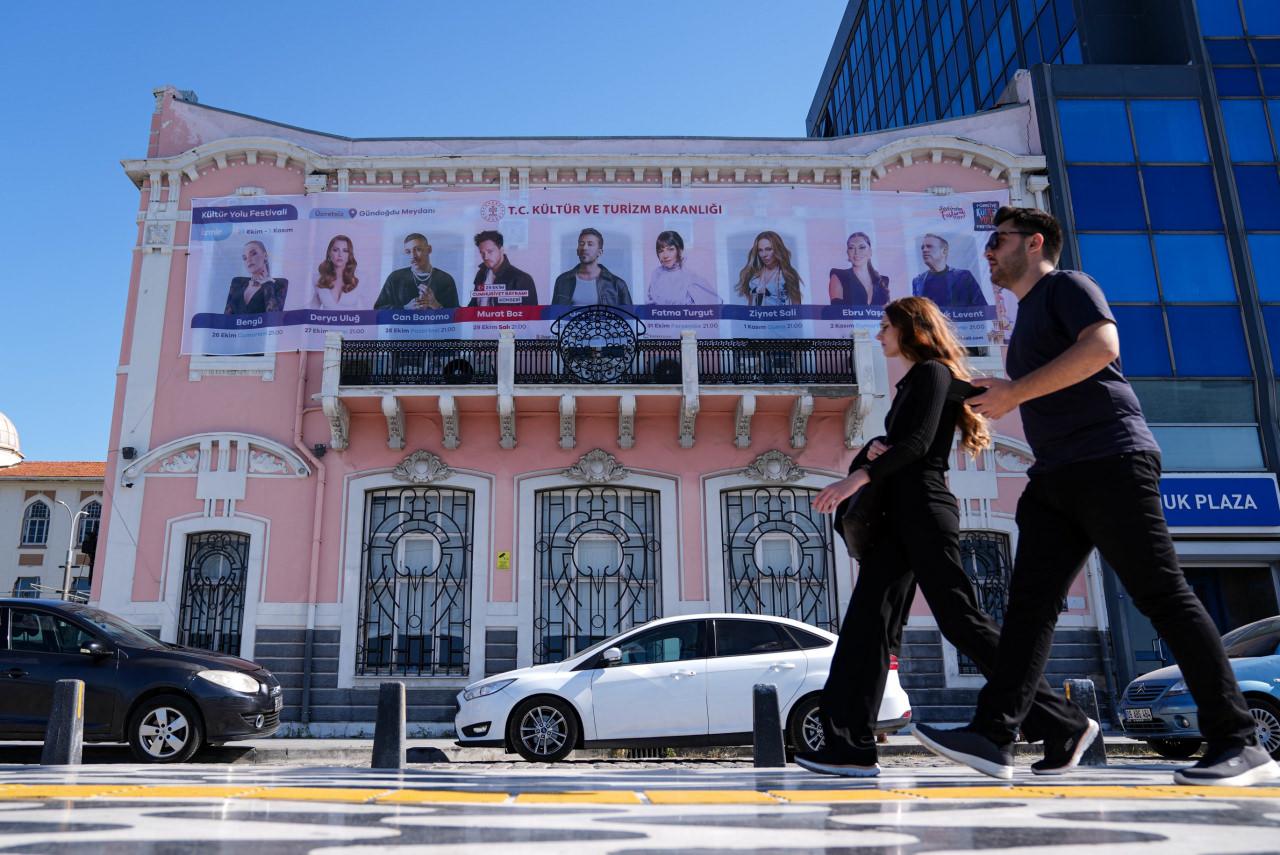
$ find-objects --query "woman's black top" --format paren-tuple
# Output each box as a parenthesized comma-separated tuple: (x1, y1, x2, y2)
(864, 360, 963, 482)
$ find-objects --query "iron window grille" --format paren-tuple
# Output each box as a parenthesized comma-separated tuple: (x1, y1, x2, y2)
(177, 531, 249, 656)
(533, 486, 661, 664)
(956, 530, 1014, 675)
(720, 487, 838, 632)
(357, 487, 473, 677)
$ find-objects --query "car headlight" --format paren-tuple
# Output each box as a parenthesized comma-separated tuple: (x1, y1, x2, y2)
(196, 670, 261, 694)
(1166, 680, 1188, 696)
(462, 678, 515, 701)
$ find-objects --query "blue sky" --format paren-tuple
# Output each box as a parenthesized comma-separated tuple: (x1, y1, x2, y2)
(0, 0, 847, 461)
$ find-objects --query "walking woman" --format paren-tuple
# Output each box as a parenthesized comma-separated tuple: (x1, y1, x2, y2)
(798, 296, 1096, 777)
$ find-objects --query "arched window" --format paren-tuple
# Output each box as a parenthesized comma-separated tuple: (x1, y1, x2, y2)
(78, 500, 101, 547)
(21, 501, 50, 546)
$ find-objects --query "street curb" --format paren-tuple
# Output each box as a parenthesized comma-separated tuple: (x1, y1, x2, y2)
(0, 736, 1163, 766)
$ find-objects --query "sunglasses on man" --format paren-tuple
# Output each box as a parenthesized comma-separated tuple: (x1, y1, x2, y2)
(985, 230, 1037, 252)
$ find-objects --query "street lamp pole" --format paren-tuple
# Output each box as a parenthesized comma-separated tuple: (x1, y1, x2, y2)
(53, 500, 88, 601)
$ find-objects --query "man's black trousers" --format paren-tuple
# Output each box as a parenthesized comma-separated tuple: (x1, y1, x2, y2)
(821, 470, 1088, 748)
(972, 451, 1255, 747)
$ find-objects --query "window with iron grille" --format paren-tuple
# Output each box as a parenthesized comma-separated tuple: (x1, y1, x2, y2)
(721, 486, 838, 633)
(78, 500, 101, 547)
(957, 530, 1014, 675)
(533, 486, 661, 664)
(177, 531, 249, 656)
(13, 577, 39, 598)
(21, 501, 49, 546)
(357, 487, 473, 677)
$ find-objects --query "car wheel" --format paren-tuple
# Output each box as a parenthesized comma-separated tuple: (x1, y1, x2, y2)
(509, 697, 578, 762)
(1247, 696, 1280, 759)
(787, 695, 826, 754)
(128, 695, 204, 763)
(1147, 738, 1201, 760)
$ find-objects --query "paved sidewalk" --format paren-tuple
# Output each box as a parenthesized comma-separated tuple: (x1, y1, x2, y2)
(0, 733, 1161, 766)
(0, 761, 1276, 853)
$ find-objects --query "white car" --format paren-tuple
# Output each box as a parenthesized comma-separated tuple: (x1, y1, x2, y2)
(455, 613, 912, 762)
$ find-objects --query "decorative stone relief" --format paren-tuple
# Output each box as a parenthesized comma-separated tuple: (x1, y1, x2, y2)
(498, 395, 516, 450)
(734, 394, 756, 450)
(563, 448, 628, 484)
(678, 395, 699, 449)
(392, 450, 454, 484)
(742, 450, 805, 483)
(617, 394, 636, 450)
(995, 447, 1034, 473)
(158, 450, 199, 473)
(247, 451, 288, 475)
(789, 394, 814, 450)
(144, 222, 173, 247)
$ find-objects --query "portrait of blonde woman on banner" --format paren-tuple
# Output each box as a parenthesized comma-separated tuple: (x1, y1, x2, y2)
(736, 230, 803, 306)
(646, 230, 721, 305)
(224, 239, 288, 315)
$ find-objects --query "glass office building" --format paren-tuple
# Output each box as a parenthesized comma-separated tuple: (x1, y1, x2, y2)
(812, 0, 1280, 695)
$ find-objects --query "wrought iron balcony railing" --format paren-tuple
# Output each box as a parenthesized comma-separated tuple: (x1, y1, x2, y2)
(338, 337, 855, 387)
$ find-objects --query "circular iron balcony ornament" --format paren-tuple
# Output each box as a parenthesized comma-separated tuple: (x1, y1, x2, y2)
(552, 306, 645, 384)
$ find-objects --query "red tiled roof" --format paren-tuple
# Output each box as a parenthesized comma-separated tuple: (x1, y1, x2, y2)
(0, 461, 106, 479)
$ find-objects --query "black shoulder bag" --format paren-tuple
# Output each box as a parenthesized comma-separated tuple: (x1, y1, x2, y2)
(835, 377, 981, 560)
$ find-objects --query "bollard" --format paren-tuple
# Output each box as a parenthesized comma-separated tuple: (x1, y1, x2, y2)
(41, 679, 85, 766)
(371, 681, 406, 769)
(1064, 678, 1108, 767)
(752, 684, 786, 768)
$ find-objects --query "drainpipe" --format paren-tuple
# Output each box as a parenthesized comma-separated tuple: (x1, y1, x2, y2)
(293, 349, 327, 728)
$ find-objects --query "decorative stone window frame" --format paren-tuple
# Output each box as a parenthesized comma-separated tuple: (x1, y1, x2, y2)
(700, 455, 854, 622)
(156, 512, 270, 661)
(513, 459, 682, 670)
(336, 457, 494, 688)
(188, 353, 277, 382)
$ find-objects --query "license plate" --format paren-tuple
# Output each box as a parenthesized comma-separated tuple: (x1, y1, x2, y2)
(1125, 707, 1152, 722)
(273, 696, 282, 712)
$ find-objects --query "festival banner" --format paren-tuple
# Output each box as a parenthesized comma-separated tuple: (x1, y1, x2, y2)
(181, 186, 1013, 354)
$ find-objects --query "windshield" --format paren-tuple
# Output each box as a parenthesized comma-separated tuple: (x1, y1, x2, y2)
(1221, 616, 1280, 658)
(69, 606, 165, 648)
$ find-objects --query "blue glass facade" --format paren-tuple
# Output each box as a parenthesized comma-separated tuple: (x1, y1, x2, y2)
(808, 0, 1078, 137)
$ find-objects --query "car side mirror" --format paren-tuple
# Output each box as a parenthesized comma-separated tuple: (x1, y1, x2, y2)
(80, 641, 111, 657)
(601, 647, 622, 667)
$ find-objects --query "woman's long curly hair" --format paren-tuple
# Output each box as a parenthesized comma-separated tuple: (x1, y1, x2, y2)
(735, 231, 802, 304)
(317, 235, 359, 293)
(883, 296, 990, 457)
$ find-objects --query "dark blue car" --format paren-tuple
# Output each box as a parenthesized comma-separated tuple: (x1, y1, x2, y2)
(0, 599, 281, 762)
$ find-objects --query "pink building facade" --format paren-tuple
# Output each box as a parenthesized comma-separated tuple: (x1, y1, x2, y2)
(96, 80, 1110, 735)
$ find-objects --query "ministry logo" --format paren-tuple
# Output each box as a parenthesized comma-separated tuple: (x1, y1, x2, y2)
(480, 200, 507, 223)
(973, 201, 999, 230)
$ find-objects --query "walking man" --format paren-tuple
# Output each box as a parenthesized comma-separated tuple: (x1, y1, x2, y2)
(913, 206, 1279, 787)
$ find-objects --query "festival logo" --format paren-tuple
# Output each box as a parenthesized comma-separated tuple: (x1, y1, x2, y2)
(973, 201, 999, 230)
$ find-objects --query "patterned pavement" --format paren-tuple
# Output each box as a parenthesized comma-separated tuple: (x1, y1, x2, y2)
(0, 760, 1277, 853)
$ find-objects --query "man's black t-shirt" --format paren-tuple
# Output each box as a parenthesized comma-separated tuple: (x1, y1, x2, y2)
(1006, 270, 1159, 472)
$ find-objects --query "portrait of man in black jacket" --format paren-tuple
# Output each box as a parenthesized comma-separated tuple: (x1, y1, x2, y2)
(469, 230, 539, 306)
(551, 228, 632, 306)
(373, 233, 459, 309)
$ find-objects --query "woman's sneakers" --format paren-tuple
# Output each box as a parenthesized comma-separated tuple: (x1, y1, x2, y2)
(795, 741, 880, 778)
(1173, 740, 1280, 787)
(1031, 718, 1101, 775)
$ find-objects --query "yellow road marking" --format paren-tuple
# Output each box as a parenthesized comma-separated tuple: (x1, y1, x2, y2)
(644, 789, 779, 805)
(890, 787, 1049, 800)
(515, 791, 644, 804)
(0, 785, 138, 799)
(239, 787, 394, 803)
(101, 785, 265, 800)
(1138, 785, 1280, 799)
(771, 789, 916, 803)
(377, 789, 510, 804)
